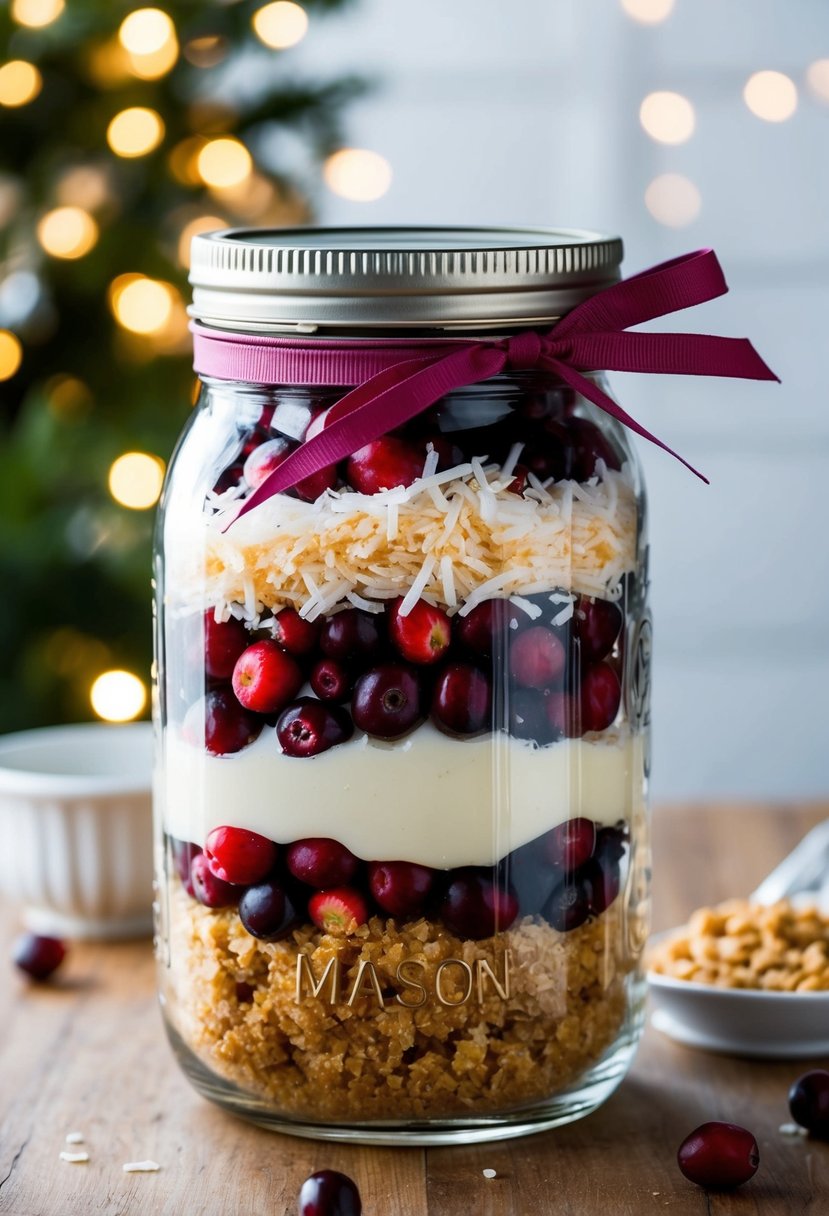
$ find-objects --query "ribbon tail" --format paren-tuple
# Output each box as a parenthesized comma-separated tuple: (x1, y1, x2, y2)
(561, 330, 780, 382)
(539, 356, 710, 485)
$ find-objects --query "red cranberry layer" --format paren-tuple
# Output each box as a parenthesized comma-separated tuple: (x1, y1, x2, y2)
(184, 690, 262, 756)
(581, 856, 622, 916)
(432, 663, 492, 736)
(232, 641, 303, 714)
(543, 876, 591, 933)
(507, 688, 554, 745)
(12, 933, 66, 981)
(203, 612, 248, 681)
(205, 825, 278, 886)
(190, 853, 239, 908)
(243, 433, 336, 502)
(544, 691, 580, 739)
(320, 608, 384, 664)
(456, 599, 526, 659)
(545, 817, 596, 872)
(574, 595, 623, 663)
(310, 657, 353, 703)
(298, 1169, 362, 1216)
(276, 698, 353, 758)
(172, 837, 201, 884)
(581, 662, 622, 732)
(351, 664, 423, 739)
(347, 437, 423, 494)
(441, 870, 519, 940)
(286, 838, 360, 888)
(368, 860, 435, 920)
(677, 1122, 760, 1189)
(309, 887, 369, 936)
(389, 597, 451, 665)
(789, 1070, 829, 1137)
(238, 880, 300, 941)
(509, 625, 566, 690)
(271, 607, 320, 656)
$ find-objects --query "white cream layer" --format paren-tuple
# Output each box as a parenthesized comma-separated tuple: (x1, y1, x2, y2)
(161, 722, 643, 870)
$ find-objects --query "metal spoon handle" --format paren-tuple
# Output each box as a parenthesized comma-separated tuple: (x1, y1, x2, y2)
(751, 820, 829, 906)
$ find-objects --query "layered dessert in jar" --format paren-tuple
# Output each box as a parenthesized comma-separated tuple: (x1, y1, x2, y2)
(156, 376, 650, 1131)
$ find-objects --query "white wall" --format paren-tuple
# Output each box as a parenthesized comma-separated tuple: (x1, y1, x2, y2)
(290, 0, 829, 802)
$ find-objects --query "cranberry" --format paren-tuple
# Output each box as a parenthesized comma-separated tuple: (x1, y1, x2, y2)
(507, 688, 553, 744)
(243, 435, 293, 490)
(286, 838, 360, 888)
(352, 664, 423, 739)
(190, 853, 238, 908)
(213, 462, 244, 495)
(271, 607, 320, 657)
(789, 1070, 829, 1137)
(205, 825, 278, 885)
(239, 880, 300, 941)
(432, 663, 492, 735)
(420, 433, 465, 470)
(574, 595, 623, 663)
(500, 840, 561, 917)
(309, 887, 369, 935)
(310, 657, 353, 703)
(183, 690, 262, 756)
(320, 608, 383, 664)
(203, 612, 248, 681)
(232, 640, 303, 714)
(347, 437, 424, 494)
(509, 625, 566, 689)
(171, 837, 201, 884)
(389, 597, 451, 665)
(544, 690, 581, 739)
(543, 876, 591, 932)
(276, 698, 353, 758)
(368, 860, 435, 920)
(298, 1169, 362, 1216)
(506, 463, 529, 495)
(12, 933, 66, 981)
(441, 869, 519, 940)
(581, 662, 621, 732)
(457, 599, 525, 659)
(582, 855, 621, 915)
(677, 1122, 759, 1189)
(595, 824, 627, 866)
(565, 416, 622, 481)
(545, 817, 596, 872)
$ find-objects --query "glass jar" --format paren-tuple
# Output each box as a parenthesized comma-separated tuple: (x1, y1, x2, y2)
(154, 227, 651, 1144)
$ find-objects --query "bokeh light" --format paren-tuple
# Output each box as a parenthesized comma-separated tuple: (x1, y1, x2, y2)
(90, 670, 147, 722)
(11, 0, 64, 28)
(109, 275, 175, 335)
(56, 165, 112, 211)
(639, 91, 695, 144)
(108, 451, 165, 509)
(806, 60, 829, 105)
(183, 35, 227, 69)
(197, 138, 253, 188)
(0, 60, 43, 107)
(45, 374, 93, 421)
(253, 2, 308, 49)
(743, 70, 798, 122)
(644, 173, 701, 227)
(177, 215, 226, 267)
(323, 149, 392, 201)
(36, 207, 99, 259)
(0, 330, 23, 381)
(620, 0, 674, 23)
(119, 8, 178, 79)
(107, 106, 165, 158)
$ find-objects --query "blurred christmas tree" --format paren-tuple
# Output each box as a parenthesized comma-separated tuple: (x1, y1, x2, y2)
(0, 0, 363, 732)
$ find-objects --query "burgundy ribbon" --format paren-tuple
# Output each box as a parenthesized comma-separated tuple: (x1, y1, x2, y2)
(192, 248, 778, 523)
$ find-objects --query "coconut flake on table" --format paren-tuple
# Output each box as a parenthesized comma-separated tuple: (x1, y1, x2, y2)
(482, 1168, 497, 1179)
(122, 1160, 161, 1173)
(65, 1132, 85, 1145)
(59, 1151, 90, 1164)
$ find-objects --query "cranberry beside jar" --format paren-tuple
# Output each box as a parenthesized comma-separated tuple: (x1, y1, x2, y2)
(154, 227, 651, 1144)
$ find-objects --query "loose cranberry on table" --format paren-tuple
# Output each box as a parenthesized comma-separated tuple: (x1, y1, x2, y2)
(310, 657, 352, 703)
(509, 625, 566, 690)
(677, 1122, 759, 1189)
(432, 663, 492, 736)
(12, 933, 66, 981)
(286, 838, 360, 888)
(789, 1070, 829, 1137)
(545, 817, 596, 872)
(346, 436, 424, 494)
(574, 595, 623, 663)
(271, 607, 320, 657)
(232, 640, 303, 714)
(369, 860, 435, 920)
(205, 826, 278, 886)
(190, 853, 238, 909)
(238, 880, 300, 941)
(320, 607, 384, 664)
(298, 1169, 361, 1216)
(389, 597, 451, 665)
(183, 689, 262, 756)
(203, 611, 248, 680)
(276, 698, 353, 758)
(351, 664, 423, 739)
(441, 869, 519, 940)
(580, 662, 622, 732)
(309, 887, 369, 936)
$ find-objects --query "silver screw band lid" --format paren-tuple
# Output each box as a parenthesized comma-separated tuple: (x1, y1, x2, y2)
(188, 226, 623, 332)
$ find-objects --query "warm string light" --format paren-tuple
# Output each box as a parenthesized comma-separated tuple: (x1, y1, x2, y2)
(11, 0, 64, 28)
(107, 106, 165, 158)
(253, 1, 309, 49)
(806, 60, 829, 104)
(644, 173, 701, 227)
(177, 215, 227, 267)
(743, 70, 798, 122)
(36, 207, 99, 259)
(118, 7, 178, 79)
(90, 670, 147, 722)
(620, 0, 674, 23)
(323, 149, 392, 201)
(108, 451, 165, 509)
(197, 138, 253, 188)
(108, 274, 177, 335)
(0, 60, 42, 107)
(0, 331, 23, 381)
(56, 165, 112, 211)
(639, 91, 695, 144)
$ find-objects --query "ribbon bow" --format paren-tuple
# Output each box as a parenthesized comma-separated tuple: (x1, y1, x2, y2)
(200, 248, 778, 524)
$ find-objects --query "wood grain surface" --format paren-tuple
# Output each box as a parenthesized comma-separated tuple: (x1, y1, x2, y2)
(0, 803, 827, 1216)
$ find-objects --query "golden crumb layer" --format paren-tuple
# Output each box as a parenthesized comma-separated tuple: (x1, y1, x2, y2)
(165, 889, 637, 1122)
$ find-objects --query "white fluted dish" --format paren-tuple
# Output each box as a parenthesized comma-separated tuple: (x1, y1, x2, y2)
(0, 723, 153, 940)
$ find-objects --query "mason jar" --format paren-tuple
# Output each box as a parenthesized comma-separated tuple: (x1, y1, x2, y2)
(154, 227, 651, 1145)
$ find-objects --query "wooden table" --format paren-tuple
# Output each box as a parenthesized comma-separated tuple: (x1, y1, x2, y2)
(1, 803, 827, 1216)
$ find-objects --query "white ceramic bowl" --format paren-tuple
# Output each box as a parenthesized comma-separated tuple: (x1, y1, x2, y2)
(0, 723, 153, 940)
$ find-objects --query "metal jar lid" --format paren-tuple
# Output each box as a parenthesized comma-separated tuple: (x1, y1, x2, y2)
(188, 226, 623, 333)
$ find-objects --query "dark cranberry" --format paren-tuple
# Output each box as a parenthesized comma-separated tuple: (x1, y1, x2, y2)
(506, 463, 529, 495)
(677, 1122, 759, 1189)
(456, 599, 525, 659)
(543, 876, 591, 933)
(298, 1169, 362, 1216)
(789, 1070, 829, 1137)
(271, 607, 320, 656)
(190, 853, 238, 908)
(12, 933, 66, 981)
(368, 860, 435, 920)
(213, 462, 244, 495)
(309, 887, 369, 935)
(544, 690, 581, 739)
(257, 404, 275, 430)
(574, 595, 623, 663)
(320, 608, 383, 664)
(510, 625, 566, 689)
(581, 856, 621, 915)
(347, 437, 424, 494)
(286, 838, 360, 888)
(441, 869, 519, 940)
(389, 597, 451, 665)
(420, 433, 465, 470)
(232, 640, 303, 714)
(183, 689, 262, 756)
(432, 663, 492, 736)
(545, 817, 596, 872)
(276, 698, 353, 758)
(203, 612, 248, 681)
(171, 837, 201, 884)
(499, 841, 560, 917)
(581, 662, 622, 732)
(595, 825, 627, 866)
(238, 880, 300, 941)
(205, 825, 278, 886)
(352, 664, 423, 739)
(565, 416, 622, 481)
(507, 688, 554, 744)
(310, 658, 353, 703)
